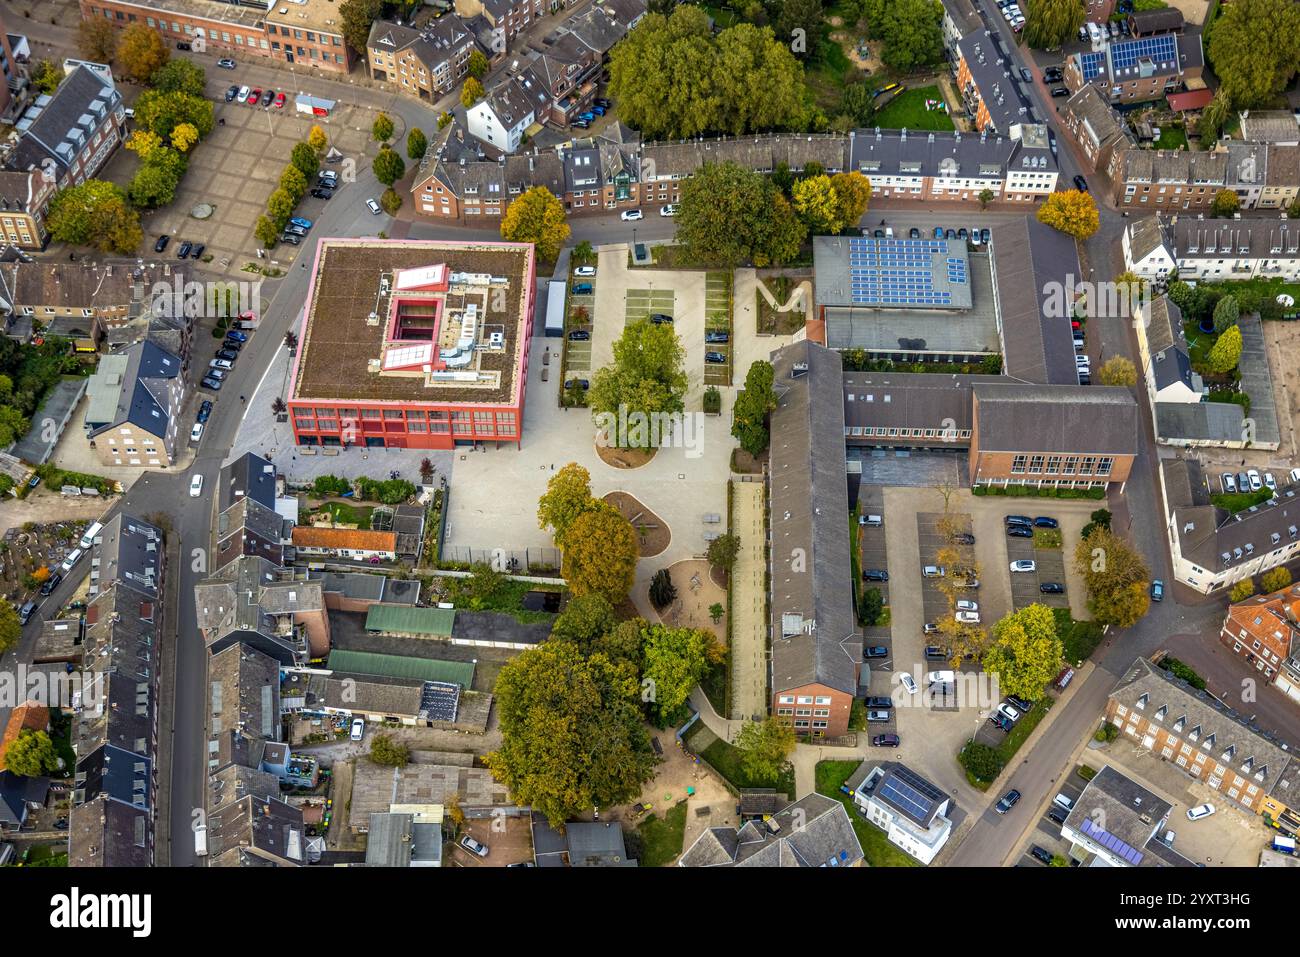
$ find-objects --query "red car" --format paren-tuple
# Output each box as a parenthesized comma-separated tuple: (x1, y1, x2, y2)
(247, 87, 261, 104)
(274, 92, 286, 109)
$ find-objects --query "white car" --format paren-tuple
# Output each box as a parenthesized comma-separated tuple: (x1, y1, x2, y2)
(1264, 472, 1277, 491)
(956, 599, 979, 612)
(997, 703, 1021, 723)
(659, 204, 678, 217)
(189, 474, 204, 497)
(1291, 467, 1300, 485)
(1186, 803, 1216, 821)
(350, 718, 365, 741)
(1010, 559, 1037, 572)
(574, 265, 596, 277)
(190, 423, 204, 443)
(955, 610, 981, 625)
(459, 835, 489, 857)
(898, 673, 918, 695)
(926, 670, 956, 685)
(237, 85, 250, 102)
(366, 197, 381, 215)
(1247, 469, 1262, 491)
(210, 358, 233, 371)
(620, 209, 644, 221)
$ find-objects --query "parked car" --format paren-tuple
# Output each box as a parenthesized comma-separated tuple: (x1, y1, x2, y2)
(866, 709, 891, 722)
(17, 600, 37, 625)
(1033, 516, 1058, 528)
(564, 379, 589, 390)
(237, 85, 251, 101)
(649, 313, 673, 324)
(571, 119, 590, 129)
(284, 224, 308, 237)
(1265, 472, 1277, 492)
(218, 58, 236, 69)
(705, 331, 729, 344)
(955, 610, 980, 624)
(704, 351, 727, 364)
(1247, 469, 1263, 491)
(862, 569, 889, 582)
(594, 97, 610, 108)
(350, 718, 365, 741)
(620, 209, 644, 221)
(1150, 579, 1164, 602)
(1019, 67, 1033, 82)
(310, 188, 334, 200)
(177, 240, 193, 258)
(995, 789, 1021, 814)
(261, 89, 274, 107)
(1073, 174, 1089, 192)
(898, 673, 918, 695)
(247, 88, 262, 104)
(1047, 805, 1069, 825)
(1051, 87, 1070, 97)
(197, 400, 213, 423)
(1010, 560, 1037, 572)
(1007, 525, 1033, 538)
(574, 266, 597, 277)
(952, 532, 976, 545)
(39, 573, 63, 597)
(923, 622, 939, 635)
(206, 368, 227, 382)
(980, 228, 990, 243)
(871, 734, 901, 747)
(210, 358, 234, 371)
(1186, 803, 1216, 821)
(201, 376, 224, 391)
(280, 232, 302, 246)
(225, 85, 240, 102)
(864, 697, 893, 710)
(1237, 471, 1250, 493)
(863, 645, 889, 659)
(926, 670, 955, 685)
(659, 204, 678, 217)
(568, 330, 591, 341)
(909, 227, 921, 239)
(189, 474, 204, 497)
(1030, 846, 1054, 865)
(225, 330, 248, 343)
(190, 243, 206, 260)
(274, 92, 286, 109)
(933, 226, 945, 239)
(997, 703, 1021, 723)
(1005, 515, 1033, 527)
(366, 198, 382, 215)
(289, 216, 313, 230)
(1039, 582, 1065, 594)
(154, 235, 170, 253)
(318, 171, 339, 185)
(216, 348, 239, 362)
(924, 645, 949, 660)
(1007, 694, 1035, 712)
(590, 105, 606, 116)
(190, 423, 204, 443)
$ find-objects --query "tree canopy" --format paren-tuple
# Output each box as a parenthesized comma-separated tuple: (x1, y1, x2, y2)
(116, 23, 170, 81)
(5, 729, 59, 777)
(1036, 190, 1100, 239)
(1073, 526, 1151, 629)
(732, 359, 777, 455)
(1206, 0, 1300, 109)
(734, 717, 796, 781)
(983, 603, 1063, 700)
(1023, 0, 1086, 51)
(641, 623, 724, 726)
(561, 502, 641, 604)
(499, 186, 570, 262)
(589, 321, 688, 447)
(47, 180, 142, 254)
(677, 162, 806, 267)
(537, 462, 597, 545)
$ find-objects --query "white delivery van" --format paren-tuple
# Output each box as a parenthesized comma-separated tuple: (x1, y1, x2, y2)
(79, 521, 103, 551)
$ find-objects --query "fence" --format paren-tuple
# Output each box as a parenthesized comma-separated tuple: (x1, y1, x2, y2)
(438, 545, 562, 572)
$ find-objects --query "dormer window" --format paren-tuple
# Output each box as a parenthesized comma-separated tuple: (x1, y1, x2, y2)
(1135, 693, 1149, 709)
(1153, 705, 1167, 721)
(1188, 725, 1200, 741)
(1173, 716, 1186, 732)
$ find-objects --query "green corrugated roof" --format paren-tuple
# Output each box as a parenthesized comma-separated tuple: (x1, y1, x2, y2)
(327, 649, 474, 687)
(364, 603, 456, 636)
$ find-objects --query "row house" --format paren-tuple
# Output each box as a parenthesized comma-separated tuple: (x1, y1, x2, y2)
(0, 169, 54, 250)
(1257, 145, 1300, 210)
(1060, 85, 1134, 172)
(0, 12, 32, 124)
(455, 0, 545, 43)
(1170, 219, 1300, 282)
(955, 31, 1044, 134)
(6, 64, 123, 194)
(80, 0, 352, 73)
(366, 16, 477, 101)
(68, 515, 166, 867)
(1221, 585, 1300, 708)
(1108, 148, 1227, 210)
(1063, 31, 1203, 104)
(414, 126, 565, 220)
(1106, 657, 1300, 822)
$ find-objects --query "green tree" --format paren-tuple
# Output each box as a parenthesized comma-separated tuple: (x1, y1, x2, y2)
(1206, 0, 1300, 109)
(649, 568, 677, 609)
(150, 58, 206, 96)
(116, 22, 170, 81)
(1260, 566, 1293, 594)
(406, 127, 428, 161)
(731, 359, 777, 455)
(878, 0, 945, 72)
(368, 734, 410, 767)
(499, 186, 570, 262)
(709, 602, 725, 623)
(373, 146, 406, 187)
(1212, 295, 1240, 334)
(255, 215, 280, 248)
(4, 729, 59, 777)
(47, 180, 142, 254)
(562, 502, 640, 604)
(551, 593, 617, 646)
(572, 240, 596, 266)
(266, 188, 296, 229)
(733, 717, 795, 781)
(978, 188, 995, 209)
(1036, 189, 1100, 239)
(1228, 578, 1256, 602)
(77, 17, 118, 63)
(1197, 94, 1231, 142)
(1073, 527, 1151, 629)
(30, 60, 61, 95)
(135, 88, 214, 140)
(677, 163, 807, 267)
(960, 742, 1004, 781)
(706, 533, 741, 572)
(860, 586, 884, 625)
(372, 112, 395, 143)
(793, 175, 842, 234)
(460, 561, 506, 606)
(1097, 356, 1137, 387)
(775, 0, 823, 59)
(380, 187, 403, 215)
(983, 604, 1063, 701)
(1206, 324, 1243, 374)
(339, 0, 385, 57)
(291, 141, 321, 180)
(642, 623, 724, 725)
(467, 48, 489, 79)
(589, 321, 688, 446)
(128, 159, 183, 208)
(1023, 0, 1085, 50)
(537, 463, 596, 545)
(485, 641, 656, 828)
(831, 172, 872, 230)
(840, 82, 876, 126)
(461, 76, 485, 108)
(308, 125, 329, 153)
(1211, 188, 1241, 218)
(279, 164, 308, 202)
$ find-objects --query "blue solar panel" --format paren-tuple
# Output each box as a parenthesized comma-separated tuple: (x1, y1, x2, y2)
(845, 237, 967, 306)
(1080, 51, 1105, 81)
(1080, 817, 1145, 865)
(1110, 33, 1176, 72)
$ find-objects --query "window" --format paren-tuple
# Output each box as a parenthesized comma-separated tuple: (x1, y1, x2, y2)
(1029, 455, 1044, 473)
(1011, 454, 1027, 474)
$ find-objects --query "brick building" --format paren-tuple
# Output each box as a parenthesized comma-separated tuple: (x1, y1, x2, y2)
(1220, 585, 1300, 707)
(366, 16, 476, 100)
(287, 239, 536, 450)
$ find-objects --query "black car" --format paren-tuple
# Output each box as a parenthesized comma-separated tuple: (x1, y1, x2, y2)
(1073, 174, 1088, 192)
(864, 696, 893, 709)
(924, 645, 949, 660)
(1051, 87, 1070, 97)
(945, 228, 957, 239)
(957, 227, 968, 239)
(201, 376, 224, 391)
(996, 789, 1021, 814)
(261, 89, 275, 107)
(154, 235, 170, 253)
(704, 352, 727, 364)
(190, 243, 206, 260)
(594, 97, 611, 109)
(862, 569, 889, 582)
(1005, 515, 1033, 527)
(568, 330, 590, 341)
(863, 645, 889, 659)
(222, 337, 243, 352)
(225, 85, 240, 102)
(1039, 582, 1065, 594)
(177, 41, 192, 51)
(177, 240, 193, 258)
(1007, 526, 1033, 538)
(980, 228, 990, 243)
(197, 400, 213, 423)
(908, 227, 920, 239)
(873, 228, 885, 238)
(39, 573, 63, 596)
(704, 331, 729, 344)
(1030, 845, 1054, 865)
(564, 379, 590, 390)
(311, 188, 334, 200)
(954, 532, 976, 545)
(871, 734, 901, 747)
(216, 348, 238, 362)
(990, 713, 1013, 732)
(1033, 516, 1058, 529)
(280, 233, 302, 246)
(1007, 694, 1035, 712)
(1047, 805, 1069, 825)
(53, 818, 70, 830)
(649, 313, 673, 324)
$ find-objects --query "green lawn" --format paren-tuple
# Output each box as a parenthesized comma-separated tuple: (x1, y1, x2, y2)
(1210, 488, 1274, 514)
(316, 502, 375, 527)
(1032, 528, 1062, 549)
(637, 801, 688, 866)
(873, 86, 955, 132)
(1152, 125, 1188, 151)
(962, 697, 1055, 791)
(815, 760, 920, 867)
(1054, 607, 1103, 664)
(685, 721, 796, 795)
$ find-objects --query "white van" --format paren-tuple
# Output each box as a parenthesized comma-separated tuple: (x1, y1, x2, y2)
(60, 548, 83, 573)
(79, 521, 103, 551)
(860, 514, 883, 527)
(1053, 793, 1075, 811)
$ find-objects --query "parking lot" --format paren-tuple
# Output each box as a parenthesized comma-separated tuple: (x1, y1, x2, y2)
(1003, 520, 1071, 612)
(624, 288, 676, 325)
(858, 499, 890, 610)
(916, 510, 976, 633)
(703, 272, 732, 387)
(1015, 767, 1086, 867)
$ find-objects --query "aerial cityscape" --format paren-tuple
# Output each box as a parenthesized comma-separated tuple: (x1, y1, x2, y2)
(0, 0, 1296, 905)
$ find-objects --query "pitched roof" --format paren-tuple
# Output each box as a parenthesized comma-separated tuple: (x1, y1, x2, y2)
(1064, 84, 1130, 152)
(290, 525, 397, 553)
(1265, 145, 1300, 187)
(1127, 217, 1169, 264)
(1166, 89, 1213, 112)
(363, 602, 455, 636)
(679, 793, 863, 867)
(8, 65, 120, 178)
(326, 649, 475, 687)
(1238, 111, 1299, 144)
(972, 383, 1140, 455)
(0, 702, 49, 772)
(1128, 7, 1184, 32)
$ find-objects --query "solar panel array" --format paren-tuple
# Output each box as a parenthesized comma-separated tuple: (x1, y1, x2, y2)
(1111, 33, 1176, 72)
(877, 765, 945, 823)
(1079, 816, 1145, 865)
(1080, 50, 1106, 81)
(418, 680, 461, 722)
(847, 237, 969, 307)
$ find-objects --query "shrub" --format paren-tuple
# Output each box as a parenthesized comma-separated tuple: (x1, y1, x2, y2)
(959, 741, 1005, 783)
(703, 386, 721, 415)
(1158, 655, 1207, 690)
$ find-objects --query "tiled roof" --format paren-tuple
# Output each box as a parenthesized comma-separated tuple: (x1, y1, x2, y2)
(290, 525, 397, 552)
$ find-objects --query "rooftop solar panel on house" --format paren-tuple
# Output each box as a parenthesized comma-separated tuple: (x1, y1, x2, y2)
(1079, 816, 1145, 865)
(1110, 33, 1176, 72)
(877, 765, 945, 823)
(418, 680, 461, 723)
